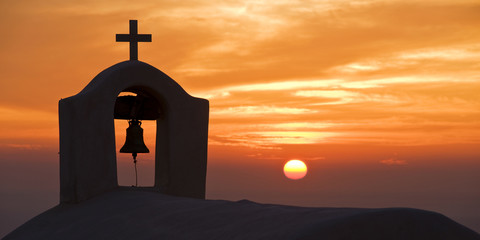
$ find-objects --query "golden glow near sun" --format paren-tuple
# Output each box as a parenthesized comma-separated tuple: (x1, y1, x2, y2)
(283, 160, 307, 180)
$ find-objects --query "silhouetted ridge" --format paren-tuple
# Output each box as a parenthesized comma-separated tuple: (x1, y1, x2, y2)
(5, 189, 479, 240)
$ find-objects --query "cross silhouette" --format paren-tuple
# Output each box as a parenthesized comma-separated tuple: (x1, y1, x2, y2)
(116, 20, 152, 61)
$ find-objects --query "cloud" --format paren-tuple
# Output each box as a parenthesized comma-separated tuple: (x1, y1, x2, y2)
(210, 131, 338, 148)
(209, 135, 281, 150)
(2, 0, 480, 150)
(4, 144, 42, 150)
(211, 106, 316, 116)
(380, 158, 408, 165)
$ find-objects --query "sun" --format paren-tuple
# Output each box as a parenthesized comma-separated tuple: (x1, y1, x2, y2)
(283, 160, 307, 180)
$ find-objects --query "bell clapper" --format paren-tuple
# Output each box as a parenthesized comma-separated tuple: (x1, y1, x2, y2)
(132, 152, 138, 187)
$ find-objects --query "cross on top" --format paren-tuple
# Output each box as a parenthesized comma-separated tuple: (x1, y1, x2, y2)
(116, 20, 152, 61)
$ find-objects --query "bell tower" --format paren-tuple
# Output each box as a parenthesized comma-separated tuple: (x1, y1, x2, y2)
(58, 20, 209, 203)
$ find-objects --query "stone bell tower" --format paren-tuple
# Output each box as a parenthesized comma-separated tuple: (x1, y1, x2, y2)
(59, 20, 209, 203)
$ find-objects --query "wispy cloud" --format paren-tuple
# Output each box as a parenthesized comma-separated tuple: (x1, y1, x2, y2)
(1, 0, 479, 151)
(380, 158, 408, 166)
(211, 106, 316, 116)
(5, 144, 43, 150)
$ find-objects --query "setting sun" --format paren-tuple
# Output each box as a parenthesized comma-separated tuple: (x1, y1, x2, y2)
(283, 160, 307, 180)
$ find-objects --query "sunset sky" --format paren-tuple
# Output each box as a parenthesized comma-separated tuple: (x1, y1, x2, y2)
(1, 0, 479, 236)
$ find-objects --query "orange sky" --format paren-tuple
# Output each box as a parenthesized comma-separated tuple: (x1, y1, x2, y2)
(0, 0, 479, 235)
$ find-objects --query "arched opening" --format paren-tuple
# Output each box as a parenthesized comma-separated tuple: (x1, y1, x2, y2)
(59, 61, 208, 203)
(114, 91, 161, 187)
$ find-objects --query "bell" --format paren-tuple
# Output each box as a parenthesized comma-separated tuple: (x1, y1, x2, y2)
(120, 119, 150, 154)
